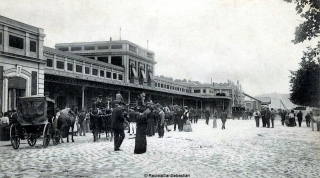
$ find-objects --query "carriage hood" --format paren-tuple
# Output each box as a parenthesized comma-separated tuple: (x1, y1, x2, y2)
(17, 96, 54, 125)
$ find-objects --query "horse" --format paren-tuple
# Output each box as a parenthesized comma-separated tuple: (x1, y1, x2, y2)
(57, 108, 76, 143)
(104, 109, 114, 141)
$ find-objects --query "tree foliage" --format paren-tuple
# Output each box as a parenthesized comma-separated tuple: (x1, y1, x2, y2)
(289, 44, 320, 107)
(286, 0, 320, 107)
(285, 0, 320, 44)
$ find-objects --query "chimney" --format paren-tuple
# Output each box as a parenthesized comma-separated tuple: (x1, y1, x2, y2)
(110, 37, 112, 41)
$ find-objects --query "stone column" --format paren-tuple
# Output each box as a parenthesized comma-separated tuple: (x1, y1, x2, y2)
(82, 86, 85, 111)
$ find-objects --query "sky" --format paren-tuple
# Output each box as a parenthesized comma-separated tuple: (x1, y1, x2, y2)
(1, 0, 317, 96)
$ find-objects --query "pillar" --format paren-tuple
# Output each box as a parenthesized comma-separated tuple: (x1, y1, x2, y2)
(82, 86, 85, 111)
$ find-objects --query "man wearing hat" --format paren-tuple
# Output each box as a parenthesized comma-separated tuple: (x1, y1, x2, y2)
(116, 91, 124, 103)
(111, 103, 125, 151)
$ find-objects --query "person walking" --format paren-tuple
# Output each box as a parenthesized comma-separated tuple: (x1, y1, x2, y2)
(146, 106, 156, 136)
(158, 108, 165, 138)
(297, 111, 303, 127)
(85, 110, 91, 133)
(288, 110, 296, 127)
(129, 107, 137, 135)
(212, 109, 218, 128)
(78, 110, 86, 136)
(205, 109, 210, 125)
(260, 108, 266, 127)
(305, 112, 311, 127)
(176, 107, 184, 132)
(265, 108, 271, 128)
(253, 109, 261, 127)
(111, 103, 125, 151)
(270, 108, 276, 128)
(134, 107, 147, 154)
(220, 110, 228, 130)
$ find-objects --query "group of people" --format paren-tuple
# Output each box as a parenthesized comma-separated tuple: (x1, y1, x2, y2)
(252, 108, 277, 128)
(279, 110, 320, 131)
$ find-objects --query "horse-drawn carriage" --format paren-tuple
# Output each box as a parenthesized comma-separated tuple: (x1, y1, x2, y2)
(231, 107, 245, 120)
(10, 96, 59, 149)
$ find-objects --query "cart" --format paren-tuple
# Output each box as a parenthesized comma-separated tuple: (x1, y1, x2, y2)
(10, 96, 59, 149)
(232, 107, 245, 120)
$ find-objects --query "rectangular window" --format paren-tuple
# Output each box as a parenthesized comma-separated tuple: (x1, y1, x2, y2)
(88, 57, 95, 59)
(118, 74, 123, 80)
(111, 44, 122, 49)
(85, 67, 90, 74)
(203, 89, 206, 93)
(56, 61, 64, 69)
(92, 69, 98, 76)
(30, 40, 37, 52)
(58, 47, 68, 51)
(147, 53, 153, 58)
(71, 47, 82, 51)
(76, 65, 82, 73)
(97, 57, 108, 63)
(67, 63, 73, 71)
(161, 84, 163, 88)
(98, 45, 108, 50)
(113, 73, 117, 79)
(106, 71, 111, 78)
(9, 35, 24, 49)
(167, 85, 169, 89)
(155, 82, 157, 87)
(194, 90, 200, 93)
(84, 46, 95, 50)
(100, 70, 104, 77)
(129, 45, 136, 52)
(0, 32, 2, 45)
(111, 56, 122, 67)
(46, 59, 53, 67)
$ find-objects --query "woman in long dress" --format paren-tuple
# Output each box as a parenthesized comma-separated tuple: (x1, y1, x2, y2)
(134, 108, 147, 154)
(183, 118, 192, 132)
(146, 107, 156, 136)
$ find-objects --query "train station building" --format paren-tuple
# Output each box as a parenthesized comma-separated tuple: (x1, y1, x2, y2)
(0, 15, 245, 116)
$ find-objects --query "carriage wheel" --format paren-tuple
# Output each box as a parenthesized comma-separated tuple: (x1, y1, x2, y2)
(52, 129, 60, 145)
(10, 124, 20, 149)
(27, 135, 37, 147)
(43, 123, 52, 148)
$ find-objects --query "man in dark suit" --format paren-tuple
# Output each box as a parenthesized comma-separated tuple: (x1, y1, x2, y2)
(297, 111, 303, 127)
(220, 110, 228, 130)
(111, 103, 125, 151)
(205, 110, 210, 125)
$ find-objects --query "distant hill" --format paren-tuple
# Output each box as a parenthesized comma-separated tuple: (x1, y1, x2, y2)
(255, 93, 296, 110)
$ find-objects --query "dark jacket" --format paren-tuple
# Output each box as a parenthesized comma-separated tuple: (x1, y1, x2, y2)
(129, 111, 137, 123)
(205, 110, 210, 118)
(111, 107, 125, 130)
(297, 112, 303, 120)
(265, 110, 271, 119)
(220, 111, 228, 122)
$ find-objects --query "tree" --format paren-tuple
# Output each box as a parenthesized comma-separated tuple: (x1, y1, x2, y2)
(286, 0, 320, 107)
(285, 0, 320, 44)
(289, 45, 320, 107)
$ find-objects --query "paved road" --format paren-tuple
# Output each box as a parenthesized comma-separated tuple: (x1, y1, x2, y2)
(0, 116, 319, 178)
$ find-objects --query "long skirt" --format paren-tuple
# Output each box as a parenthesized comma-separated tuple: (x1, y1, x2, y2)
(183, 121, 192, 132)
(146, 119, 155, 136)
(134, 125, 147, 154)
(212, 117, 217, 128)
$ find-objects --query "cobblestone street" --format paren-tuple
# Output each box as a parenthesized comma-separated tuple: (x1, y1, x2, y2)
(1, 117, 319, 178)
